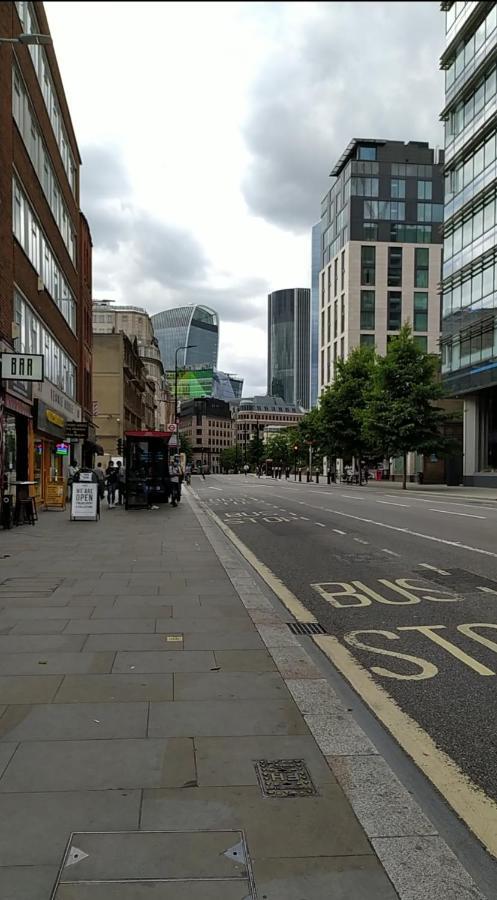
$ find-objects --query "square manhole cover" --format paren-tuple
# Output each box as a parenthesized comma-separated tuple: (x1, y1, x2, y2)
(51, 830, 256, 899)
(255, 758, 317, 798)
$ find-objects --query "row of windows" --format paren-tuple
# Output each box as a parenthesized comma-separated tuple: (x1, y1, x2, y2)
(445, 131, 497, 203)
(351, 178, 433, 201)
(442, 327, 496, 374)
(444, 194, 497, 262)
(388, 224, 434, 244)
(13, 177, 76, 332)
(359, 290, 428, 332)
(12, 65, 76, 263)
(445, 3, 497, 89)
(207, 439, 232, 447)
(360, 334, 428, 352)
(360, 245, 430, 288)
(445, 1, 468, 34)
(391, 163, 433, 178)
(364, 200, 406, 221)
(442, 259, 497, 318)
(15, 1, 77, 194)
(14, 290, 76, 398)
(446, 62, 497, 143)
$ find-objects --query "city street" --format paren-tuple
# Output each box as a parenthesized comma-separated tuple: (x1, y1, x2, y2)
(193, 474, 497, 863)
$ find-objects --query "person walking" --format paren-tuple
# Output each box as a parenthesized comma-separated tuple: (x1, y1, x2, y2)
(94, 462, 105, 500)
(285, 466, 290, 480)
(105, 462, 118, 508)
(169, 458, 181, 507)
(116, 461, 126, 505)
(67, 459, 79, 502)
(243, 463, 249, 477)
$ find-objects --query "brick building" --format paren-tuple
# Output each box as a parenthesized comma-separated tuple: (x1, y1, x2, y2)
(0, 1, 93, 505)
(179, 398, 234, 473)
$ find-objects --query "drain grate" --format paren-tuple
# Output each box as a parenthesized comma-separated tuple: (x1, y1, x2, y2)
(287, 621, 327, 636)
(255, 758, 317, 798)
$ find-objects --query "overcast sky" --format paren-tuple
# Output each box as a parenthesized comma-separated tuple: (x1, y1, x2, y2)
(46, 1, 444, 396)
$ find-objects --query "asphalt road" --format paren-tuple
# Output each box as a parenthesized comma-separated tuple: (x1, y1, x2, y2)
(192, 473, 497, 818)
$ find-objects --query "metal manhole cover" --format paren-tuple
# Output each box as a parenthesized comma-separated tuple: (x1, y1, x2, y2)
(255, 758, 317, 798)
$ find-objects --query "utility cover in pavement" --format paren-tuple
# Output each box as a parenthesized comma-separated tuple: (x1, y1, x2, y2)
(255, 758, 317, 798)
(50, 830, 255, 898)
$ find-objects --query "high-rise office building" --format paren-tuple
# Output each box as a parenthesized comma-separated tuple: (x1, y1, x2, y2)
(310, 223, 321, 407)
(0, 0, 94, 507)
(441, 2, 497, 484)
(151, 305, 219, 371)
(318, 139, 444, 393)
(267, 288, 311, 408)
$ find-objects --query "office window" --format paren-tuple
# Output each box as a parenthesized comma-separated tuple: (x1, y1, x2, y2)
(334, 258, 338, 296)
(333, 299, 338, 333)
(388, 247, 402, 287)
(363, 223, 378, 240)
(414, 335, 428, 352)
(351, 176, 379, 196)
(361, 245, 375, 285)
(417, 181, 432, 200)
(388, 292, 402, 330)
(341, 294, 345, 333)
(341, 336, 345, 359)
(360, 334, 375, 347)
(360, 291, 375, 330)
(414, 247, 429, 288)
(340, 251, 345, 292)
(414, 292, 428, 332)
(357, 145, 377, 161)
(391, 179, 405, 199)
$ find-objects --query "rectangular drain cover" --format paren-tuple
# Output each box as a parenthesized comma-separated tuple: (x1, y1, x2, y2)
(287, 621, 327, 635)
(51, 830, 255, 898)
(255, 758, 317, 798)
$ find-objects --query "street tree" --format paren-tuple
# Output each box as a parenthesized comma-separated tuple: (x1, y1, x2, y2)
(319, 345, 376, 477)
(179, 432, 192, 459)
(247, 433, 264, 468)
(265, 432, 291, 466)
(364, 324, 450, 489)
(219, 446, 239, 472)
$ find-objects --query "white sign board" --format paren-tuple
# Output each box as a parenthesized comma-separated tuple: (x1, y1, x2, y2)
(79, 472, 93, 482)
(71, 483, 98, 521)
(1, 353, 44, 382)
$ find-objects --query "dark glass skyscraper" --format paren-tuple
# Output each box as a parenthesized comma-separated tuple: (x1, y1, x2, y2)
(267, 288, 311, 408)
(151, 305, 219, 370)
(311, 223, 321, 407)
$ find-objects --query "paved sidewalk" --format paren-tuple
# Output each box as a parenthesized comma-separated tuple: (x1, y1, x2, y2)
(0, 489, 487, 899)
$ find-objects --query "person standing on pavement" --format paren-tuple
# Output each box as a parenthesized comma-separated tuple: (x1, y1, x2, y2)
(169, 458, 181, 507)
(105, 462, 118, 508)
(116, 461, 126, 505)
(67, 459, 79, 502)
(94, 462, 105, 500)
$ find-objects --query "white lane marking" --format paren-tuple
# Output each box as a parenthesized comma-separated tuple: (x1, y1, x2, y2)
(428, 508, 486, 519)
(300, 516, 310, 521)
(382, 548, 400, 556)
(354, 538, 369, 545)
(377, 500, 410, 508)
(478, 586, 497, 595)
(333, 528, 347, 535)
(419, 563, 450, 575)
(341, 494, 365, 500)
(208, 486, 223, 491)
(384, 493, 497, 511)
(315, 522, 326, 527)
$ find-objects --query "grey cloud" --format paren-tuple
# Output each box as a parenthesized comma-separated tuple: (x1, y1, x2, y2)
(81, 144, 268, 322)
(242, 1, 444, 233)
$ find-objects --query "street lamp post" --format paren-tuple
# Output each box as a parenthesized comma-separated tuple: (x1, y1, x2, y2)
(294, 445, 298, 481)
(174, 344, 196, 422)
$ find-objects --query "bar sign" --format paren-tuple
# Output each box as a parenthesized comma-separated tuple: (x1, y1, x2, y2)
(1, 353, 44, 382)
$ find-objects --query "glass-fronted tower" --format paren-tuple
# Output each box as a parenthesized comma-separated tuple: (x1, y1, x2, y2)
(267, 288, 311, 408)
(151, 305, 219, 370)
(440, 2, 497, 484)
(311, 222, 321, 407)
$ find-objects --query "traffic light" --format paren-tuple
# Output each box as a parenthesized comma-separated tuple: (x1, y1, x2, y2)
(116, 438, 123, 455)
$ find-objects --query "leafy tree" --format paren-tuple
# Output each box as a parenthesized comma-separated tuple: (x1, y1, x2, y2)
(247, 433, 264, 467)
(219, 446, 239, 472)
(265, 432, 291, 466)
(364, 325, 450, 489)
(319, 346, 376, 476)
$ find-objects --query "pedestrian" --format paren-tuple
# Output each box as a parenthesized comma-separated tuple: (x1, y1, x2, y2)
(67, 458, 79, 502)
(105, 462, 118, 508)
(243, 463, 249, 477)
(169, 458, 181, 507)
(116, 461, 126, 505)
(285, 466, 290, 480)
(201, 465, 206, 480)
(94, 461, 105, 500)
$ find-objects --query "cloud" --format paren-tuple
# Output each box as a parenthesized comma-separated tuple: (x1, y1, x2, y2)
(242, 1, 444, 233)
(81, 144, 269, 323)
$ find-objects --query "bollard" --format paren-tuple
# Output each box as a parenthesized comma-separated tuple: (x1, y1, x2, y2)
(316, 471, 319, 484)
(327, 472, 331, 485)
(298, 469, 302, 482)
(306, 471, 310, 483)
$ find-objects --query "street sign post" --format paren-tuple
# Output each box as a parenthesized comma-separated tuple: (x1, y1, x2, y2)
(0, 353, 44, 381)
(65, 421, 89, 440)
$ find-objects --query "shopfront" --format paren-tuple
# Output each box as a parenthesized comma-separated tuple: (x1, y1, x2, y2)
(31, 382, 82, 505)
(1, 389, 32, 500)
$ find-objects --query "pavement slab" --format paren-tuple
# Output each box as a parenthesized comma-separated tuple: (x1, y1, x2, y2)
(0, 675, 63, 704)
(252, 856, 399, 900)
(0, 651, 115, 676)
(174, 670, 289, 701)
(0, 865, 59, 900)
(53, 674, 174, 703)
(112, 650, 216, 673)
(0, 702, 149, 742)
(148, 698, 308, 737)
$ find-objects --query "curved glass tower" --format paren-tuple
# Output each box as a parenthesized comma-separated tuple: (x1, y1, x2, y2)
(267, 288, 311, 408)
(151, 305, 219, 370)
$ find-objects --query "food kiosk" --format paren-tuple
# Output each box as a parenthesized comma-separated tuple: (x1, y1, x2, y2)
(124, 430, 175, 509)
